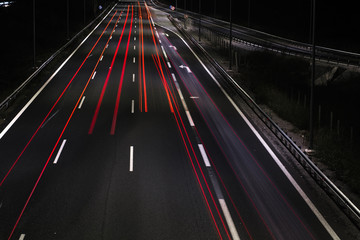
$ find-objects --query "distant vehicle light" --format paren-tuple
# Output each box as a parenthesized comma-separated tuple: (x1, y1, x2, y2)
(0, 1, 14, 8)
(169, 5, 175, 11)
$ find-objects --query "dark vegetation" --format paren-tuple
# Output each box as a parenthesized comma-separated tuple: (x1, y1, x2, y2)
(243, 52, 360, 193)
(184, 18, 360, 193)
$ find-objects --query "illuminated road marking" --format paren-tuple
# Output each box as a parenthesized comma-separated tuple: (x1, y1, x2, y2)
(110, 36, 112, 39)
(131, 100, 134, 113)
(0, 7, 115, 140)
(134, 36, 136, 41)
(133, 57, 136, 63)
(219, 199, 241, 240)
(130, 146, 134, 172)
(161, 46, 168, 61)
(134, 45, 136, 50)
(132, 73, 135, 82)
(167, 62, 171, 68)
(92, 71, 97, 79)
(185, 111, 195, 127)
(53, 139, 67, 164)
(179, 65, 191, 73)
(78, 96, 86, 109)
(171, 73, 177, 81)
(19, 234, 25, 240)
(100, 55, 104, 61)
(160, 23, 340, 240)
(106, 44, 109, 48)
(198, 144, 210, 167)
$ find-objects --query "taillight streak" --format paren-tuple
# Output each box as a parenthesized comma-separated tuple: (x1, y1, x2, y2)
(6, 9, 123, 240)
(148, 18, 174, 112)
(110, 5, 134, 135)
(194, 127, 254, 240)
(0, 10, 118, 188)
(88, 5, 130, 134)
(165, 33, 315, 239)
(153, 50, 231, 239)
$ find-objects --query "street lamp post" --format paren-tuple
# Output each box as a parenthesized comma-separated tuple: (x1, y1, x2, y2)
(198, 0, 201, 41)
(33, 0, 36, 68)
(309, 0, 316, 149)
(84, 0, 86, 25)
(214, 0, 216, 17)
(67, 0, 70, 40)
(248, 0, 251, 27)
(229, 0, 233, 70)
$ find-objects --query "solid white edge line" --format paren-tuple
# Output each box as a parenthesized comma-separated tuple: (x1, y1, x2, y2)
(132, 73, 135, 82)
(157, 24, 340, 240)
(131, 100, 135, 113)
(54, 139, 67, 164)
(92, 71, 97, 79)
(198, 144, 211, 167)
(19, 234, 25, 240)
(219, 199, 241, 240)
(0, 6, 115, 140)
(78, 96, 86, 109)
(185, 111, 195, 127)
(130, 146, 134, 172)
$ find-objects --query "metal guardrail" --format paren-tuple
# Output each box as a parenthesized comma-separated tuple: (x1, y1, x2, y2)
(0, 2, 116, 113)
(151, 0, 360, 68)
(168, 14, 360, 229)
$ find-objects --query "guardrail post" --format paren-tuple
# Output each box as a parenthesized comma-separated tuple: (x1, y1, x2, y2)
(235, 51, 239, 72)
(318, 105, 321, 128)
(330, 112, 333, 131)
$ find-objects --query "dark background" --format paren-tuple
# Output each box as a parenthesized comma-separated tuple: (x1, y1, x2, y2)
(0, 0, 111, 97)
(159, 0, 360, 53)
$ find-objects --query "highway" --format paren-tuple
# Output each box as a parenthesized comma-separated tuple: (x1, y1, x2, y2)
(151, 0, 360, 67)
(0, 0, 357, 239)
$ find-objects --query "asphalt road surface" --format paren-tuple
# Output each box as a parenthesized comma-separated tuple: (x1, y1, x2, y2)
(0, 1, 356, 239)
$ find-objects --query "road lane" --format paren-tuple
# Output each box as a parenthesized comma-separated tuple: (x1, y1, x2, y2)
(156, 22, 340, 239)
(1, 1, 227, 239)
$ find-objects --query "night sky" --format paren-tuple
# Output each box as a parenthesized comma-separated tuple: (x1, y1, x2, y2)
(160, 0, 360, 53)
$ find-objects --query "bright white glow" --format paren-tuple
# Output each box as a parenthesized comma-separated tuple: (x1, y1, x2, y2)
(54, 139, 67, 164)
(78, 96, 86, 109)
(219, 199, 240, 240)
(198, 144, 210, 167)
(129, 146, 134, 172)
